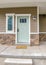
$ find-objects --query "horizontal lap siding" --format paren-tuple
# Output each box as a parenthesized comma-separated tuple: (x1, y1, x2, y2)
(31, 16, 37, 32)
(0, 7, 37, 32)
(0, 14, 6, 32)
(39, 15, 46, 32)
(0, 7, 37, 14)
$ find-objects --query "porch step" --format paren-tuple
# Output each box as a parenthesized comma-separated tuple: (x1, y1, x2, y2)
(4, 58, 33, 65)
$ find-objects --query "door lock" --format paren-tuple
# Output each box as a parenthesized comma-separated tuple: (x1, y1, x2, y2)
(17, 28, 19, 32)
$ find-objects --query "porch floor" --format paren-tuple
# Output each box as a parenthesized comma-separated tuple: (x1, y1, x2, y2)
(0, 41, 46, 59)
(0, 42, 46, 65)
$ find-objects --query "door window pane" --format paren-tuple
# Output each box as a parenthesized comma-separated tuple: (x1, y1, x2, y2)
(20, 18, 27, 23)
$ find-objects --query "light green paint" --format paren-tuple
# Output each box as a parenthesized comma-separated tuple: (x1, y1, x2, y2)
(17, 16, 29, 43)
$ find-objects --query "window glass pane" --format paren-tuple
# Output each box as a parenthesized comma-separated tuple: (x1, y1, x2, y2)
(25, 18, 26, 23)
(8, 16, 12, 30)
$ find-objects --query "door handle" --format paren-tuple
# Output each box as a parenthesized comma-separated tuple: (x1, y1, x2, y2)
(17, 28, 19, 32)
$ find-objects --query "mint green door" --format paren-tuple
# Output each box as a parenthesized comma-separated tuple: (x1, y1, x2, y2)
(17, 16, 29, 44)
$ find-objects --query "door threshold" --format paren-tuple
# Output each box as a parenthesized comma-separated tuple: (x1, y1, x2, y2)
(15, 43, 30, 46)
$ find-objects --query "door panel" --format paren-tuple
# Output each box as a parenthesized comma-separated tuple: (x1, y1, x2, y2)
(17, 16, 29, 43)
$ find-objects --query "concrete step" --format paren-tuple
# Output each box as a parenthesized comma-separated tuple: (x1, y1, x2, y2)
(4, 58, 33, 65)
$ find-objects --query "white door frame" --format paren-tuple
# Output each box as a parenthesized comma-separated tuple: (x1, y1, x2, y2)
(15, 14, 31, 45)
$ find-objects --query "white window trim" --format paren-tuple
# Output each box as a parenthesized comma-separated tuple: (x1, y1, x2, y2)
(39, 32, 46, 34)
(30, 32, 39, 34)
(0, 32, 16, 34)
(15, 14, 31, 45)
(15, 14, 31, 16)
(6, 14, 15, 33)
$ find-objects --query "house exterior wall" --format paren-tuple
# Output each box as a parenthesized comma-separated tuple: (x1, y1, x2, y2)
(39, 15, 46, 43)
(39, 15, 46, 32)
(0, 7, 37, 32)
(0, 34, 15, 45)
(39, 34, 46, 41)
(0, 7, 39, 46)
(0, 14, 6, 32)
(31, 34, 39, 45)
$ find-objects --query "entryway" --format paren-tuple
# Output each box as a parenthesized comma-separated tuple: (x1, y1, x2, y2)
(16, 14, 31, 45)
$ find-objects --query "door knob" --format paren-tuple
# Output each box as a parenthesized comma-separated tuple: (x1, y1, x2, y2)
(17, 28, 19, 32)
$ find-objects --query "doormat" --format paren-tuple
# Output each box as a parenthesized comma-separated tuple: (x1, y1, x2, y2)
(16, 45, 27, 49)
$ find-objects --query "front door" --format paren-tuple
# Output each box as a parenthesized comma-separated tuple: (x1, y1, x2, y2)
(17, 16, 29, 44)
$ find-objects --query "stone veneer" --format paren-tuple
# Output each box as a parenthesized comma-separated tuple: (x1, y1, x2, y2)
(39, 34, 46, 41)
(31, 34, 39, 46)
(0, 34, 40, 46)
(0, 34, 15, 45)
